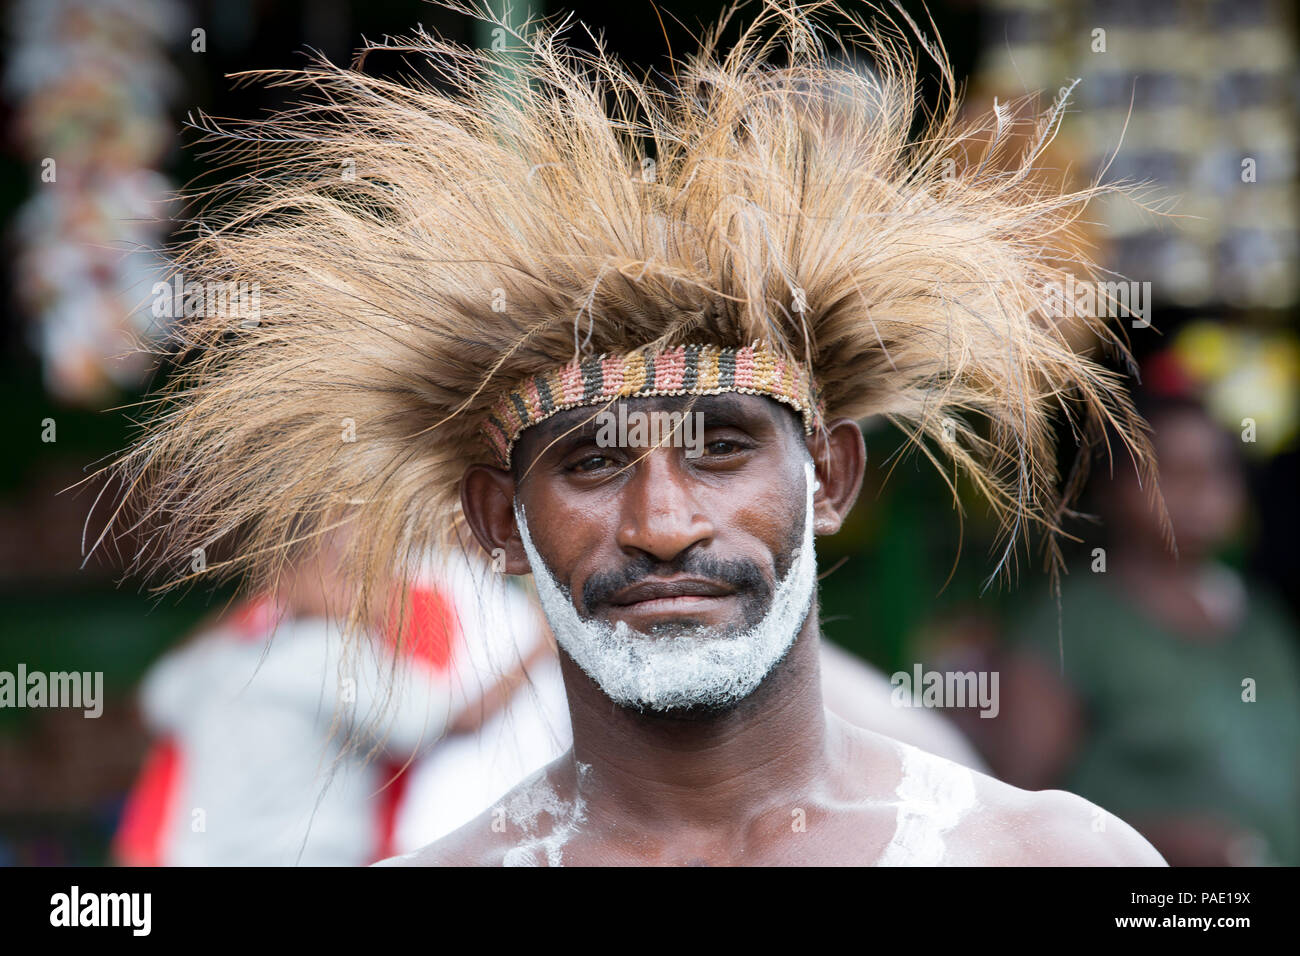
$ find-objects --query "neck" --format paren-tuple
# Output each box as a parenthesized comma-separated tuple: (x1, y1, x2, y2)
(560, 610, 830, 840)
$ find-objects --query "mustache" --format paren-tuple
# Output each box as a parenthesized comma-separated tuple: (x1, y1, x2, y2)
(581, 551, 771, 614)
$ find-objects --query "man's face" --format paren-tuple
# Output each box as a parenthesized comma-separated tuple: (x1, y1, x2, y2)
(508, 393, 819, 711)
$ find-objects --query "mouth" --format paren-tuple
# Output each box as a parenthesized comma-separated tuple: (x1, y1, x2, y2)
(600, 577, 737, 623)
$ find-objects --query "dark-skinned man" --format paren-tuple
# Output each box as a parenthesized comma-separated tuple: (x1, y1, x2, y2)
(380, 391, 1162, 865)
(103, 2, 1168, 867)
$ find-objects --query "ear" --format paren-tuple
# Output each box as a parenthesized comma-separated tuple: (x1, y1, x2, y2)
(460, 464, 532, 575)
(804, 418, 866, 536)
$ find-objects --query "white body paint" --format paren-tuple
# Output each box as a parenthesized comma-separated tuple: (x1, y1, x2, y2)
(515, 460, 818, 713)
(501, 762, 591, 867)
(878, 743, 978, 866)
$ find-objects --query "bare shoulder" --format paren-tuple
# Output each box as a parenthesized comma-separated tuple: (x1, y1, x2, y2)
(961, 774, 1167, 866)
(1014, 788, 1167, 865)
(371, 803, 505, 867)
(845, 728, 1165, 866)
(371, 754, 580, 868)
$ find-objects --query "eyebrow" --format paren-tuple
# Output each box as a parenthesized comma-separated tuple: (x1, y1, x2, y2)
(688, 393, 773, 429)
(522, 393, 784, 460)
(525, 407, 609, 460)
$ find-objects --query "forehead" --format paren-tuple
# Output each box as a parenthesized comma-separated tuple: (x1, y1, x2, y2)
(511, 392, 803, 464)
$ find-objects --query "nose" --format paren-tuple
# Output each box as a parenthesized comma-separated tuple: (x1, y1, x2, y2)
(614, 450, 714, 563)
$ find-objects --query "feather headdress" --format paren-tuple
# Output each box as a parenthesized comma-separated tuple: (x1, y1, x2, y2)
(91, 0, 1161, 639)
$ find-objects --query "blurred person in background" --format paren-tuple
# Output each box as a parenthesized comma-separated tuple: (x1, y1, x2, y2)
(981, 352, 1300, 866)
(112, 533, 548, 866)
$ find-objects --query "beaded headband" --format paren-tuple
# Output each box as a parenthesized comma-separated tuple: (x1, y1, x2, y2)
(480, 342, 825, 468)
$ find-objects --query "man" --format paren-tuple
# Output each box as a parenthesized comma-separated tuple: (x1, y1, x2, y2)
(383, 385, 1159, 866)
(100, 1, 1165, 865)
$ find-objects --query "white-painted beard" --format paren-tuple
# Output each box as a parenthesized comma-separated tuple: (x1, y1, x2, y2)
(514, 460, 818, 713)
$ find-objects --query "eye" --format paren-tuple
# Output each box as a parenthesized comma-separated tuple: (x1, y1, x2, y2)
(570, 454, 612, 473)
(705, 439, 742, 455)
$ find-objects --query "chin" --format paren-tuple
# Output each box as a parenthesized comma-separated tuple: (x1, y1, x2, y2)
(597, 609, 747, 638)
(615, 691, 752, 720)
(639, 616, 736, 637)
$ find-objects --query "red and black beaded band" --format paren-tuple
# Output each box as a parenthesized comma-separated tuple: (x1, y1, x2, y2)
(480, 342, 823, 468)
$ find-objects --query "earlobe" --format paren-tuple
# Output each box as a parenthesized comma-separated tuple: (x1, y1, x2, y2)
(501, 505, 534, 576)
(811, 479, 844, 535)
(808, 457, 842, 536)
(806, 417, 866, 535)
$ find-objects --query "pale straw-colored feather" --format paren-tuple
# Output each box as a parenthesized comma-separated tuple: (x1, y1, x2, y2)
(90, 0, 1163, 645)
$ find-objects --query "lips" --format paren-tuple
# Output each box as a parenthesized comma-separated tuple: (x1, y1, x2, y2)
(608, 577, 734, 607)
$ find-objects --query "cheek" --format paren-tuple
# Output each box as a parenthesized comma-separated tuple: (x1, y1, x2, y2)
(708, 482, 803, 564)
(528, 492, 615, 581)
(730, 494, 788, 542)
